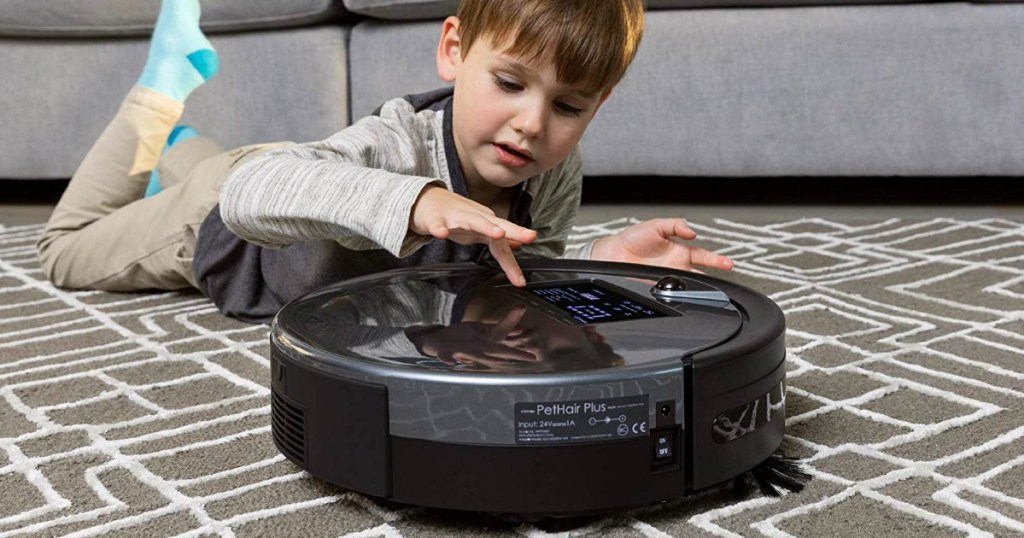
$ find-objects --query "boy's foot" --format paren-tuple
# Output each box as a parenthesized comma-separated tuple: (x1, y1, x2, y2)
(144, 125, 200, 197)
(137, 0, 219, 103)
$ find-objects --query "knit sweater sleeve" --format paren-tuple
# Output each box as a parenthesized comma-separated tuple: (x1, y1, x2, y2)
(218, 100, 444, 257)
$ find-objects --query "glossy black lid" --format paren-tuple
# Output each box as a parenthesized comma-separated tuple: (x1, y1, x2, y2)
(273, 261, 743, 375)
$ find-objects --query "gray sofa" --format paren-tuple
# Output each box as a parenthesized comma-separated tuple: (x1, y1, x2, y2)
(2, 0, 1023, 181)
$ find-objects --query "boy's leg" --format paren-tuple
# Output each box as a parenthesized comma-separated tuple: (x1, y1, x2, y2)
(37, 87, 185, 289)
(40, 115, 276, 292)
(38, 143, 227, 292)
(40, 87, 181, 236)
(157, 135, 225, 190)
(145, 125, 200, 197)
(37, 0, 219, 291)
(35, 87, 225, 291)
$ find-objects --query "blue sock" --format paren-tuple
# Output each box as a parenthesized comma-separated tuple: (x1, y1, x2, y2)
(144, 125, 200, 197)
(137, 0, 219, 103)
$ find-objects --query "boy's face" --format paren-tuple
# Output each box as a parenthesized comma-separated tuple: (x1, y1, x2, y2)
(437, 17, 610, 191)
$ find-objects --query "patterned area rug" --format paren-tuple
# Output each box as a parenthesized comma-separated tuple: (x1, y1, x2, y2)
(1, 217, 1022, 537)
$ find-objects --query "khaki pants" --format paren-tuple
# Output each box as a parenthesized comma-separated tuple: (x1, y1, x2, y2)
(37, 86, 277, 292)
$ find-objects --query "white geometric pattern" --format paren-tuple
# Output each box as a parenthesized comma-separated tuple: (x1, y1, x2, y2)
(1, 217, 1022, 537)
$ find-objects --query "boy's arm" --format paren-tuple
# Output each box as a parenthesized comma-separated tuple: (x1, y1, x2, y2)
(219, 110, 444, 257)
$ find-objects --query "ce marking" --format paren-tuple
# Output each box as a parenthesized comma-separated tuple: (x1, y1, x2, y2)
(631, 421, 647, 434)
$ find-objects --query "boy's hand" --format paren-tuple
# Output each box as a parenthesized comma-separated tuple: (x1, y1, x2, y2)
(410, 185, 537, 286)
(591, 218, 734, 272)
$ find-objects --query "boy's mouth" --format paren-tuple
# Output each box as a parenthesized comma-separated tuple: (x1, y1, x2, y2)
(493, 143, 534, 168)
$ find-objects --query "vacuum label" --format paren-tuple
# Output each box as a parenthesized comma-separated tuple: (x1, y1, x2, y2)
(515, 395, 650, 445)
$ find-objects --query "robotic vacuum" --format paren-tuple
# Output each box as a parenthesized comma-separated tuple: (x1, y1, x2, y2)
(269, 259, 794, 518)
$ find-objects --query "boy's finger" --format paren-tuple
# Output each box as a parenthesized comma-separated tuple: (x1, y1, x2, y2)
(489, 238, 526, 287)
(491, 304, 526, 339)
(450, 209, 536, 243)
(484, 216, 536, 245)
(690, 248, 734, 270)
(672, 218, 697, 240)
(650, 217, 696, 240)
(500, 222, 537, 244)
(436, 356, 459, 366)
(482, 345, 537, 362)
(465, 213, 507, 240)
(644, 218, 696, 241)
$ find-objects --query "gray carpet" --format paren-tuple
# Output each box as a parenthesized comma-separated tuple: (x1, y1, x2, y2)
(1, 217, 1022, 537)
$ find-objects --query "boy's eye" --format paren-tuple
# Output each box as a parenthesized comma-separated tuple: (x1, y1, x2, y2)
(555, 101, 584, 117)
(493, 75, 585, 117)
(494, 76, 523, 92)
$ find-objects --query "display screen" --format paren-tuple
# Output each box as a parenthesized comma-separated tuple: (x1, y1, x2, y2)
(525, 280, 672, 325)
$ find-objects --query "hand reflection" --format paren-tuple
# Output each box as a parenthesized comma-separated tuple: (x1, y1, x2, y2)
(408, 304, 537, 367)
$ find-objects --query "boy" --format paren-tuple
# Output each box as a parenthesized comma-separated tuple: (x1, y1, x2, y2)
(38, 0, 734, 324)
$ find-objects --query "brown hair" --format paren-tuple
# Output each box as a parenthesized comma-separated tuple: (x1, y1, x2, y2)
(456, 0, 646, 95)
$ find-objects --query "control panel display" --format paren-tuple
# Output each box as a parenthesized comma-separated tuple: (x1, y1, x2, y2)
(525, 280, 674, 325)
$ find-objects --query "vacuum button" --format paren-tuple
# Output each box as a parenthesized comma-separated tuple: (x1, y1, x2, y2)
(654, 275, 686, 291)
(653, 431, 673, 460)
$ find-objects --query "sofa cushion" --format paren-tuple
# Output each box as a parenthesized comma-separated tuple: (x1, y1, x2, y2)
(0, 27, 349, 179)
(0, 0, 347, 37)
(340, 0, 1009, 21)
(342, 0, 456, 20)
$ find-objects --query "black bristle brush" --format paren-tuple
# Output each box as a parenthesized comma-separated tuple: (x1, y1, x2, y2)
(733, 453, 812, 498)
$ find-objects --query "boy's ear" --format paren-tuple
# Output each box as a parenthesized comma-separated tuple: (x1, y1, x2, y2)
(436, 16, 462, 83)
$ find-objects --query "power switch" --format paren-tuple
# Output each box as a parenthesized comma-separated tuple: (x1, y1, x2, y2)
(653, 430, 673, 460)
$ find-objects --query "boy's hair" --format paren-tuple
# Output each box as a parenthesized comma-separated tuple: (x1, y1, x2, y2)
(456, 0, 646, 95)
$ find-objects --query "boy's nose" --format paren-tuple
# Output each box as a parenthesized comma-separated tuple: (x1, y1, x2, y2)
(511, 103, 545, 138)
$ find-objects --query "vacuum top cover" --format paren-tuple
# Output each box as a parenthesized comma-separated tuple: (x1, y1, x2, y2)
(273, 261, 743, 379)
